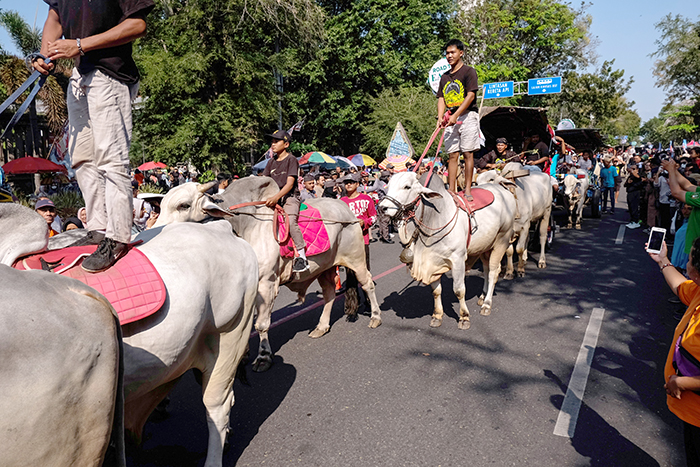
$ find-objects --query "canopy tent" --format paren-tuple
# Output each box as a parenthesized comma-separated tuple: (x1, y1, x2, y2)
(479, 106, 551, 152)
(553, 129, 606, 153)
(2, 157, 67, 175)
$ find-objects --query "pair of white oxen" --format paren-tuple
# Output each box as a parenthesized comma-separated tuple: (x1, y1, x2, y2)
(0, 176, 378, 467)
(380, 162, 554, 330)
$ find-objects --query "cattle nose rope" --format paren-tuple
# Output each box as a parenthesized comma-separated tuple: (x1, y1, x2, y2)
(227, 201, 289, 244)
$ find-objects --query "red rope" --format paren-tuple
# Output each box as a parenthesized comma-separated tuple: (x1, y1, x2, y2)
(228, 201, 289, 244)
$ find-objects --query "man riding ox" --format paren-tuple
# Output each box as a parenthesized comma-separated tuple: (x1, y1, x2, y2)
(379, 171, 515, 329)
(2, 202, 259, 467)
(154, 176, 381, 372)
(562, 170, 589, 229)
(477, 162, 553, 278)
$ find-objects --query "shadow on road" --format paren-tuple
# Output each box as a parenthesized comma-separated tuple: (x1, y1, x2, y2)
(545, 369, 661, 466)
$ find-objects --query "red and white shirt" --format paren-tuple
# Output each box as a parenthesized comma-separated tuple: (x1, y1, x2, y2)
(341, 193, 376, 245)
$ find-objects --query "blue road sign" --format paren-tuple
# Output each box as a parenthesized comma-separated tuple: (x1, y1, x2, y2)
(483, 81, 514, 99)
(528, 77, 562, 95)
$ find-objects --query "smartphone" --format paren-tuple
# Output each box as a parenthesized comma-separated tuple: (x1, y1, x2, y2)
(646, 227, 666, 254)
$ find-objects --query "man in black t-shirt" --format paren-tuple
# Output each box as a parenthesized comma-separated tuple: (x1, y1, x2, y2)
(436, 39, 480, 199)
(262, 130, 308, 272)
(33, 0, 154, 273)
(522, 132, 550, 171)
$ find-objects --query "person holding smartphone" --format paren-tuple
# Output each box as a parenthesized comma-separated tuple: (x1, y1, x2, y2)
(663, 159, 700, 257)
(649, 237, 700, 466)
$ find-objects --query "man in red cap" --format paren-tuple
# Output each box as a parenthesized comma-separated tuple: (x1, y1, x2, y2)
(263, 130, 308, 272)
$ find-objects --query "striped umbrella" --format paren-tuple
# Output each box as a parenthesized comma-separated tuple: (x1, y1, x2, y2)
(379, 154, 413, 172)
(348, 154, 376, 166)
(299, 151, 335, 165)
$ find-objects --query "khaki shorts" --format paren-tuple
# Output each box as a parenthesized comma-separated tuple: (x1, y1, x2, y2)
(444, 111, 480, 154)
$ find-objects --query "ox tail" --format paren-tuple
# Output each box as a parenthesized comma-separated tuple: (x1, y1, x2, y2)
(344, 269, 359, 321)
(108, 312, 127, 467)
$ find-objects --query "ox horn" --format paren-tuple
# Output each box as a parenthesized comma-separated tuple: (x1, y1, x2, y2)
(197, 181, 217, 193)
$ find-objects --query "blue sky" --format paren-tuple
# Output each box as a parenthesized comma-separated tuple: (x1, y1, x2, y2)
(1, 0, 699, 123)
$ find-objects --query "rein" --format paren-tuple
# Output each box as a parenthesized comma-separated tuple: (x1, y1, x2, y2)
(227, 201, 289, 244)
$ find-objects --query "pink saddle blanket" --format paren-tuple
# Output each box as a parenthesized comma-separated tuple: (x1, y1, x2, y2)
(453, 188, 495, 214)
(278, 205, 331, 258)
(13, 246, 166, 325)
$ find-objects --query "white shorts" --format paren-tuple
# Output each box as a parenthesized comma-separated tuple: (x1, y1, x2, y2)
(443, 111, 480, 154)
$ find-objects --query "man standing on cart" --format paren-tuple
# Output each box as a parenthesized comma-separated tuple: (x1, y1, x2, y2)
(436, 39, 480, 200)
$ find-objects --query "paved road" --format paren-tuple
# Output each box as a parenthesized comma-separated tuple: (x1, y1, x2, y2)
(128, 191, 684, 467)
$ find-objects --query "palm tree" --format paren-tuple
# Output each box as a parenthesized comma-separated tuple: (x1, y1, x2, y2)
(0, 10, 68, 155)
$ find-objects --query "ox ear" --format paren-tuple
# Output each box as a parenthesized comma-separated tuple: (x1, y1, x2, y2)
(419, 186, 442, 199)
(201, 196, 230, 218)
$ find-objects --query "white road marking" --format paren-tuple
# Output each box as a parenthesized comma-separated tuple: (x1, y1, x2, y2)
(553, 307, 606, 438)
(615, 225, 625, 245)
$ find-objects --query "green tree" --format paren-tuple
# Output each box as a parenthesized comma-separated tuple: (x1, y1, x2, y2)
(547, 60, 638, 142)
(360, 85, 436, 160)
(652, 14, 700, 102)
(459, 0, 594, 94)
(284, 0, 459, 155)
(0, 10, 68, 135)
(640, 102, 700, 144)
(133, 0, 326, 173)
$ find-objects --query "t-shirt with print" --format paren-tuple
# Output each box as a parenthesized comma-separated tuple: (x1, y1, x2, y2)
(525, 141, 549, 170)
(685, 187, 700, 254)
(437, 64, 479, 114)
(341, 193, 376, 245)
(263, 153, 300, 201)
(665, 280, 700, 427)
(44, 0, 154, 84)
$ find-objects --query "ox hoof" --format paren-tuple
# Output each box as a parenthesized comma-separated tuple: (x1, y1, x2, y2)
(504, 272, 514, 280)
(252, 355, 273, 373)
(538, 261, 546, 269)
(517, 270, 525, 278)
(477, 295, 485, 307)
(308, 327, 330, 339)
(575, 224, 581, 230)
(458, 319, 471, 330)
(368, 318, 382, 329)
(566, 223, 573, 229)
(429, 317, 443, 328)
(480, 305, 491, 316)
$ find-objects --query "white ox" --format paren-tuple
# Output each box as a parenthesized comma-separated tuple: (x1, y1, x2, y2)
(0, 204, 124, 467)
(379, 172, 515, 329)
(1, 203, 259, 467)
(563, 170, 589, 229)
(153, 177, 381, 372)
(476, 163, 553, 278)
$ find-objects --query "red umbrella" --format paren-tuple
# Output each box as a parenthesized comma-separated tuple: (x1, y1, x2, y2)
(138, 161, 167, 171)
(2, 157, 67, 175)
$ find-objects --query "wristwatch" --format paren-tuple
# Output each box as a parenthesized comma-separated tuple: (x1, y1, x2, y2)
(76, 38, 85, 56)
